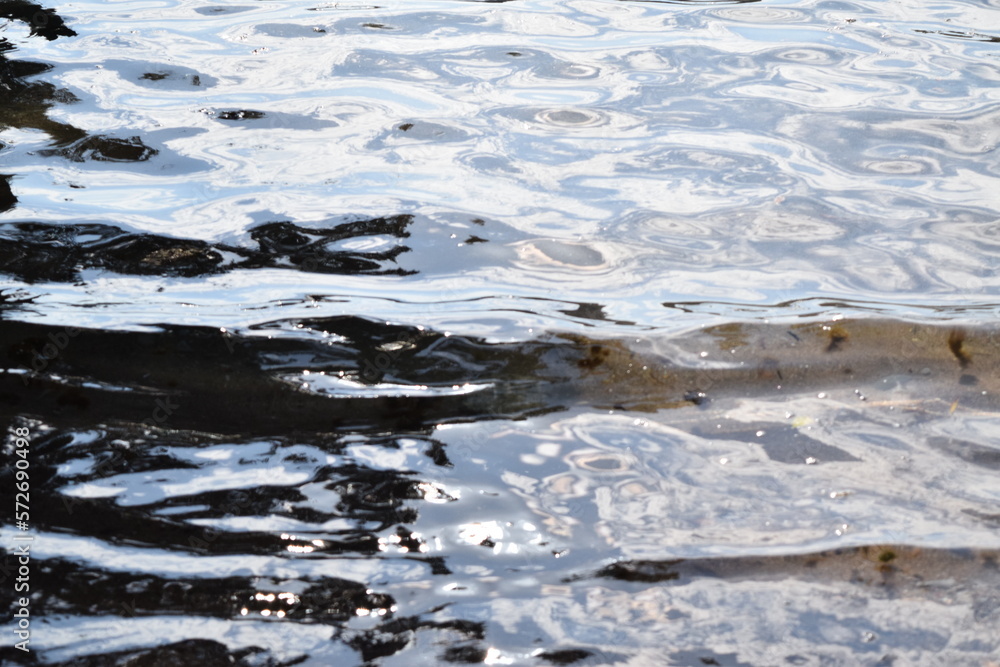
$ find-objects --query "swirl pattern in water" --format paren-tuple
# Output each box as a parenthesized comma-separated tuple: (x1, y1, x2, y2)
(1, 0, 1000, 664)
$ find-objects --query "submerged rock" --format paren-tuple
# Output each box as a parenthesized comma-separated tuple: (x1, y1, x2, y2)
(1, 315, 995, 436)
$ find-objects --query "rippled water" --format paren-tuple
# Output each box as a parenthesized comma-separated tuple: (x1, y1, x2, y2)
(2, 0, 1000, 664)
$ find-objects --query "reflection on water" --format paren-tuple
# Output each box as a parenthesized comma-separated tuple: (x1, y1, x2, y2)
(0, 216, 416, 282)
(2, 0, 1000, 664)
(4, 308, 1000, 663)
(0, 3, 81, 149)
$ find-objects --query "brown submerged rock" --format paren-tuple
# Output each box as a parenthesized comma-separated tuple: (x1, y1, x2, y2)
(567, 318, 999, 413)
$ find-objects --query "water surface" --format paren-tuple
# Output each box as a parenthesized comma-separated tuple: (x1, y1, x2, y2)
(2, 0, 1000, 664)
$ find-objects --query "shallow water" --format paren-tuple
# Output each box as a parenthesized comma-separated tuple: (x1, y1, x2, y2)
(2, 0, 1000, 664)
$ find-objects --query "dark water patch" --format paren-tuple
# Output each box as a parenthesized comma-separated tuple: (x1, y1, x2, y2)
(0, 50, 85, 145)
(0, 320, 530, 435)
(0, 1, 76, 41)
(28, 557, 393, 622)
(0, 314, 573, 437)
(0, 288, 34, 309)
(536, 648, 610, 665)
(0, 222, 224, 281)
(249, 217, 414, 275)
(38, 135, 159, 162)
(0, 173, 15, 211)
(39, 639, 285, 667)
(2, 50, 53, 80)
(0, 216, 416, 282)
(0, 4, 84, 173)
(344, 616, 486, 664)
(690, 421, 860, 465)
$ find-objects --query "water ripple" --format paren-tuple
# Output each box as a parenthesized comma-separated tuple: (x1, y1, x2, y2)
(3, 0, 1000, 662)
